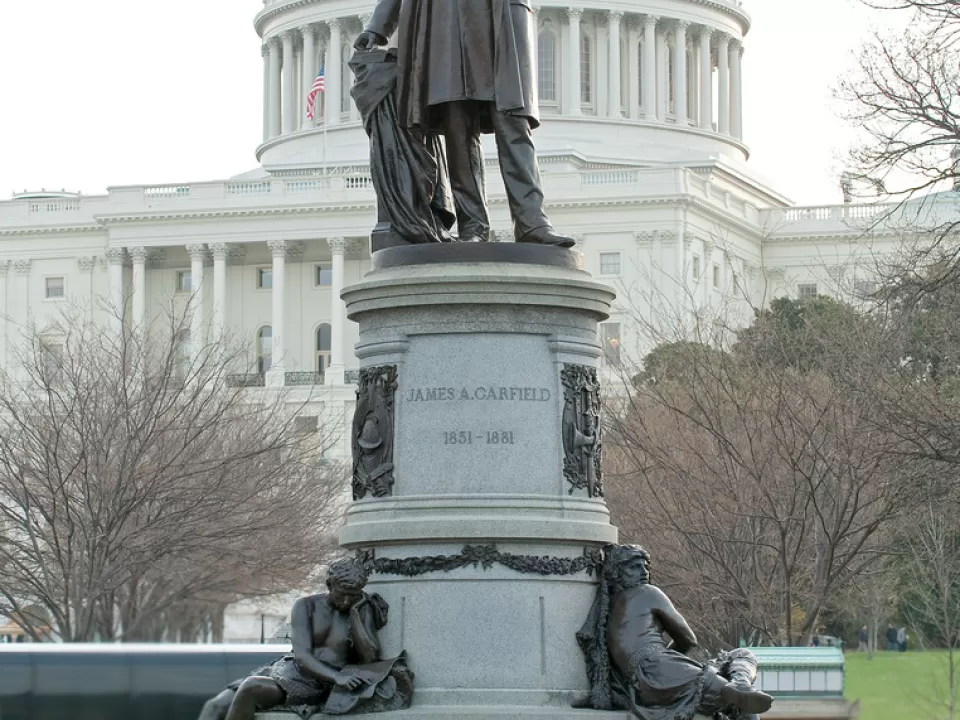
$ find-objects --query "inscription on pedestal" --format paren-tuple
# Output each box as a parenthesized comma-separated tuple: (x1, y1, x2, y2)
(396, 335, 562, 495)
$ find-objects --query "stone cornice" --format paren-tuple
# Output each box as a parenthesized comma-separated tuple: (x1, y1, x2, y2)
(255, 1, 750, 38)
(0, 225, 103, 237)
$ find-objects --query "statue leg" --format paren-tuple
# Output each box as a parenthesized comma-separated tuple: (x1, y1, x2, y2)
(223, 676, 285, 720)
(440, 101, 490, 242)
(490, 108, 574, 247)
(197, 689, 236, 720)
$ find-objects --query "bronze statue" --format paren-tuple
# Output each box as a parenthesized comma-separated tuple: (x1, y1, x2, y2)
(562, 364, 604, 498)
(355, 0, 575, 248)
(576, 545, 773, 720)
(352, 366, 397, 500)
(198, 559, 413, 720)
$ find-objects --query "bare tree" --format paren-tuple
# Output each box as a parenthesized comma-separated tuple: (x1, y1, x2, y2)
(0, 305, 345, 642)
(605, 298, 919, 648)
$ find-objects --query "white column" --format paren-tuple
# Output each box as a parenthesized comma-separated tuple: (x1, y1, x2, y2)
(105, 249, 125, 334)
(130, 247, 148, 332)
(717, 33, 730, 135)
(566, 8, 583, 116)
(281, 31, 296, 135)
(350, 17, 367, 122)
(267, 39, 282, 139)
(186, 244, 206, 359)
(300, 25, 316, 130)
(326, 19, 342, 126)
(266, 240, 287, 385)
(0, 262, 11, 369)
(673, 21, 688, 125)
(627, 19, 640, 120)
(607, 11, 623, 118)
(731, 40, 743, 139)
(210, 243, 228, 345)
(326, 237, 347, 385)
(643, 16, 658, 120)
(262, 45, 271, 143)
(699, 27, 713, 130)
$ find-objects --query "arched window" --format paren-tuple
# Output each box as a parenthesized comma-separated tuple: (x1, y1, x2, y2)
(580, 31, 592, 105)
(316, 323, 332, 374)
(667, 47, 675, 111)
(538, 32, 557, 102)
(257, 326, 273, 374)
(341, 43, 352, 114)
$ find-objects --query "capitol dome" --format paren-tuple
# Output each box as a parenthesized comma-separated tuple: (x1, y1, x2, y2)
(253, 0, 750, 173)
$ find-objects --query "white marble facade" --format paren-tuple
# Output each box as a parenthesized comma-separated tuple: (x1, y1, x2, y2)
(0, 0, 924, 462)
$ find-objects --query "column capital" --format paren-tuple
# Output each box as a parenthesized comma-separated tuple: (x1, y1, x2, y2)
(128, 246, 150, 263)
(299, 24, 316, 39)
(280, 30, 297, 44)
(104, 248, 125, 265)
(676, 20, 690, 32)
(185, 243, 207, 260)
(327, 237, 347, 254)
(328, 17, 342, 31)
(358, 13, 372, 26)
(13, 259, 31, 275)
(699, 25, 713, 40)
(209, 242, 230, 259)
(644, 14, 659, 29)
(267, 239, 289, 257)
(0, 260, 10, 275)
(608, 10, 623, 23)
(566, 7, 583, 21)
(716, 32, 731, 46)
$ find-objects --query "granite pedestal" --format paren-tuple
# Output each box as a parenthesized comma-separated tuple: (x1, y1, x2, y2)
(339, 244, 616, 717)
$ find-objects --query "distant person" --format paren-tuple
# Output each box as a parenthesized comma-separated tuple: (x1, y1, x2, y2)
(858, 625, 869, 652)
(897, 627, 907, 652)
(886, 624, 898, 651)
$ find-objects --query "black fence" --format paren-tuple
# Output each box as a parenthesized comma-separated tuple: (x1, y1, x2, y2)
(0, 644, 290, 720)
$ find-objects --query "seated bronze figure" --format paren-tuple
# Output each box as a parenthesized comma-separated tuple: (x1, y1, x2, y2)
(576, 545, 773, 720)
(198, 559, 413, 720)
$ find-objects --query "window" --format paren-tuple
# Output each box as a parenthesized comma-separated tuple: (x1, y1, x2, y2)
(257, 326, 273, 374)
(601, 323, 622, 366)
(294, 416, 318, 435)
(315, 264, 332, 287)
(599, 252, 621, 276)
(667, 48, 675, 111)
(798, 283, 818, 299)
(316, 323, 332, 374)
(712, 264, 721, 290)
(691, 255, 701, 279)
(580, 31, 592, 104)
(257, 268, 273, 289)
(854, 280, 878, 298)
(44, 276, 64, 299)
(538, 32, 557, 102)
(41, 342, 63, 382)
(176, 270, 192, 293)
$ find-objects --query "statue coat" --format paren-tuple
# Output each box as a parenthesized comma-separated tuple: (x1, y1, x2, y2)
(364, 0, 540, 133)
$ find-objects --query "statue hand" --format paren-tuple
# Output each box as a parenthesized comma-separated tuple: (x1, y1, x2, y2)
(335, 672, 370, 691)
(354, 31, 386, 51)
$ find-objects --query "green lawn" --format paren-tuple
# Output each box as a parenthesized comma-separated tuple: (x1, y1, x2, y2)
(845, 650, 959, 720)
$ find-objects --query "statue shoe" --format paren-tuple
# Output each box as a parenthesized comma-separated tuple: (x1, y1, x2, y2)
(722, 684, 774, 714)
(516, 227, 576, 248)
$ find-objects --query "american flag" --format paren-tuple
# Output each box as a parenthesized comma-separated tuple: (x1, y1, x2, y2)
(306, 66, 325, 120)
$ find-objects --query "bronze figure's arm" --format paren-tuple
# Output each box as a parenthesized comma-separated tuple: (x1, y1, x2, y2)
(355, 0, 400, 50)
(349, 597, 382, 664)
(289, 599, 351, 687)
(651, 587, 698, 654)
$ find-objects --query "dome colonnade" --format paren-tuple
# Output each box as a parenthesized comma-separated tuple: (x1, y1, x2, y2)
(256, 0, 749, 150)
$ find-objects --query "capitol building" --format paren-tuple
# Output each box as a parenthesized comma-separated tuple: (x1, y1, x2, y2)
(0, 0, 914, 468)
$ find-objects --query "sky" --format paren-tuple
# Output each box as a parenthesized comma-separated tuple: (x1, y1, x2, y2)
(0, 0, 894, 206)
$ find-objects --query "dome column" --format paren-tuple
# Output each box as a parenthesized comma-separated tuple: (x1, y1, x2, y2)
(300, 25, 317, 130)
(699, 27, 713, 130)
(607, 11, 623, 118)
(673, 20, 689, 125)
(731, 40, 744, 140)
(265, 39, 281, 139)
(626, 18, 641, 120)
(186, 244, 206, 361)
(565, 8, 583, 116)
(325, 19, 342, 127)
(325, 237, 347, 386)
(717, 33, 730, 135)
(281, 31, 296, 135)
(642, 15, 658, 121)
(266, 240, 288, 386)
